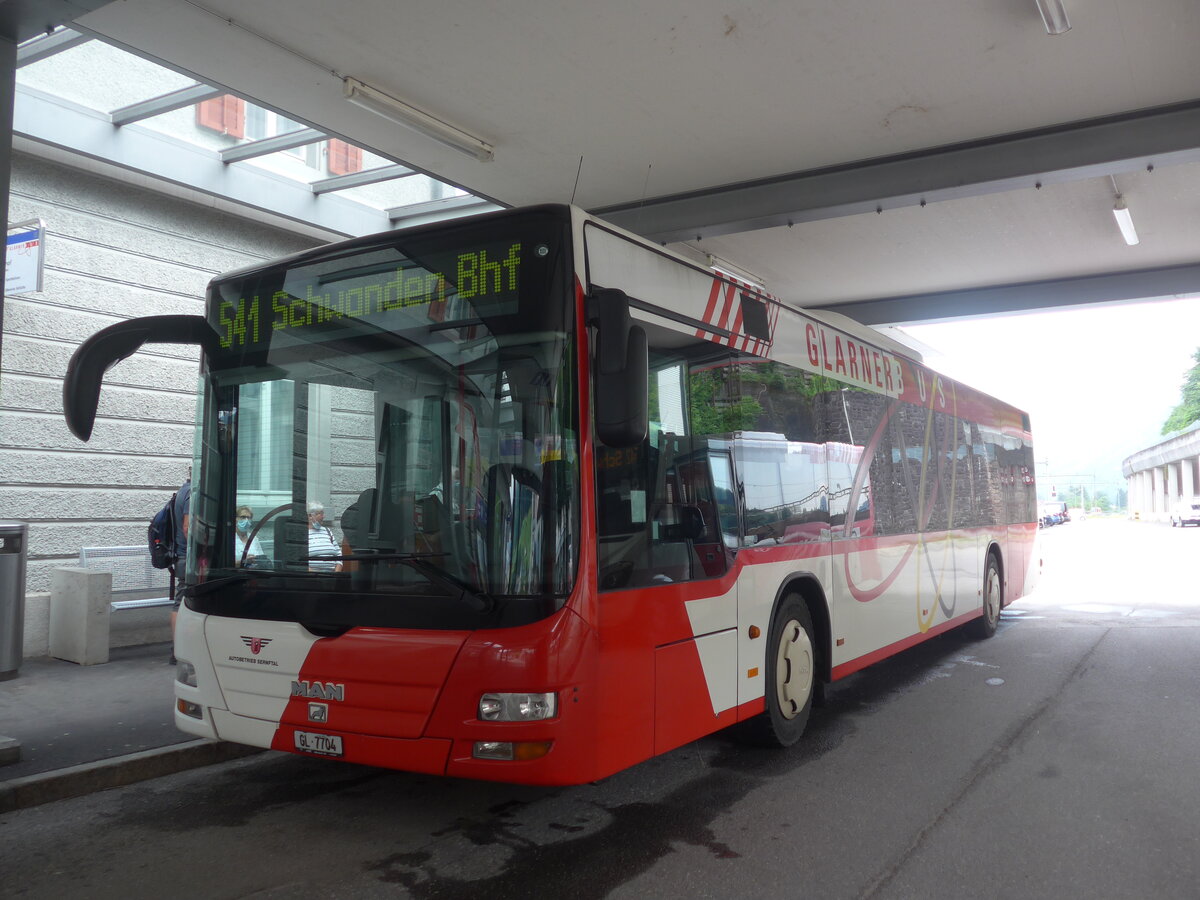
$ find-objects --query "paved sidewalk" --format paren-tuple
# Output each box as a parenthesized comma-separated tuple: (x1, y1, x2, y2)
(0, 643, 260, 812)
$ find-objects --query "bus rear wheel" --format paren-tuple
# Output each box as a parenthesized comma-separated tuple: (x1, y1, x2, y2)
(748, 595, 816, 747)
(967, 555, 1002, 639)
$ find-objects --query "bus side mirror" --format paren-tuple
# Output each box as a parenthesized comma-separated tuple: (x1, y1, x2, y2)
(63, 314, 219, 441)
(588, 288, 648, 448)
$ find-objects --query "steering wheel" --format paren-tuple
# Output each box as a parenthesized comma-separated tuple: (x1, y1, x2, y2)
(238, 501, 297, 567)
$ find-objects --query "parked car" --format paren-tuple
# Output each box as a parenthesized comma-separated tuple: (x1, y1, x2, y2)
(1170, 498, 1200, 527)
(1039, 501, 1068, 528)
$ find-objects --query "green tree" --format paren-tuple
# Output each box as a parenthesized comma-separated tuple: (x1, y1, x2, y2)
(1059, 485, 1085, 509)
(688, 370, 763, 434)
(1161, 348, 1200, 435)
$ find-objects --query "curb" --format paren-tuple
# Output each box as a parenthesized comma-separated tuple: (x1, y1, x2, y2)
(0, 735, 19, 766)
(0, 740, 265, 814)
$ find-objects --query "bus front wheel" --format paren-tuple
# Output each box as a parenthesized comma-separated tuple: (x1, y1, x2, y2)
(748, 595, 816, 747)
(967, 555, 1002, 640)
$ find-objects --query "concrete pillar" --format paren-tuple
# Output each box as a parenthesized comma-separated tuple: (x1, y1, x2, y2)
(49, 567, 111, 665)
(0, 37, 14, 395)
(1183, 457, 1196, 501)
(1166, 463, 1177, 508)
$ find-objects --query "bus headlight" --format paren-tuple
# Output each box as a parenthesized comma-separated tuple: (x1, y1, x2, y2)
(478, 692, 557, 721)
(175, 660, 198, 688)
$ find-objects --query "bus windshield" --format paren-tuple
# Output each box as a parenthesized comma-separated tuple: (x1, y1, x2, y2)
(185, 209, 578, 630)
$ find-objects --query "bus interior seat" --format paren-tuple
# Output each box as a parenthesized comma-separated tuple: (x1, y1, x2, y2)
(272, 505, 308, 570)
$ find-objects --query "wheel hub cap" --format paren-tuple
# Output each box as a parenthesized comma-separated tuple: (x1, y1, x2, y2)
(776, 619, 814, 720)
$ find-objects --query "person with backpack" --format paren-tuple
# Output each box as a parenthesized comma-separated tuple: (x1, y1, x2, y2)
(170, 471, 190, 664)
(173, 472, 191, 571)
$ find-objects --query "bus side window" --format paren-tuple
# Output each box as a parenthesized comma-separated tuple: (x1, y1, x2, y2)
(741, 457, 782, 546)
(595, 437, 731, 589)
(709, 451, 740, 553)
(667, 454, 729, 579)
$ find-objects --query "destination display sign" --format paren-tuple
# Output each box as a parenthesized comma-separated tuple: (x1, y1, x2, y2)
(213, 240, 525, 351)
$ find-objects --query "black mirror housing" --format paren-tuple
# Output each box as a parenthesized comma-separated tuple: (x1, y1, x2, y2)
(588, 289, 649, 449)
(63, 314, 219, 441)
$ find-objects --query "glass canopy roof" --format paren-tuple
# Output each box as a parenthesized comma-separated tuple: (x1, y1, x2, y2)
(14, 28, 495, 233)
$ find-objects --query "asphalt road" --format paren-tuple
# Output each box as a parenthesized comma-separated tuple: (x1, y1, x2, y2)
(3, 518, 1199, 899)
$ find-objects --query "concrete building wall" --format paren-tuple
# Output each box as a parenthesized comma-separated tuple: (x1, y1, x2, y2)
(1, 151, 319, 654)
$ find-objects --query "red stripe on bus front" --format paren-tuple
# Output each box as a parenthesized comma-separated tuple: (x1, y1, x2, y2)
(696, 278, 723, 338)
(714, 282, 737, 332)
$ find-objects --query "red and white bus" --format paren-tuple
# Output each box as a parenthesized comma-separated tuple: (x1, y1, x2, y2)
(64, 204, 1038, 785)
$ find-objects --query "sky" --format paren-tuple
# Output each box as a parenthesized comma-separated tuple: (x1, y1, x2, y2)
(900, 296, 1200, 500)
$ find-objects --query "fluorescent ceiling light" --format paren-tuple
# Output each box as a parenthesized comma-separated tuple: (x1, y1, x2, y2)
(706, 252, 764, 288)
(343, 77, 494, 162)
(1035, 0, 1071, 34)
(1112, 198, 1139, 246)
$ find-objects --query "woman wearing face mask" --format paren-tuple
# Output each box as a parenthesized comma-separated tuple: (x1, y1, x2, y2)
(234, 505, 265, 567)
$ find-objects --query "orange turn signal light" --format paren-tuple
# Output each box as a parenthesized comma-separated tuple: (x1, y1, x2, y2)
(177, 698, 202, 720)
(513, 741, 553, 761)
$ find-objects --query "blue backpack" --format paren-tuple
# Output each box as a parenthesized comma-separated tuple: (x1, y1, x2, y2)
(148, 493, 178, 570)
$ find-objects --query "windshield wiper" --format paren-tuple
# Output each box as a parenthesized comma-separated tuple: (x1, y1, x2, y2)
(192, 555, 492, 613)
(337, 552, 446, 562)
(189, 572, 254, 596)
(333, 552, 493, 613)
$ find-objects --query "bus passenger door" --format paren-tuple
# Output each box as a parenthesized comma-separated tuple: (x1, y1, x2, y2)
(637, 438, 742, 753)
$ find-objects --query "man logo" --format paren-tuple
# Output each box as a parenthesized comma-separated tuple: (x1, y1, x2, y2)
(241, 636, 273, 655)
(308, 703, 329, 723)
(291, 680, 345, 702)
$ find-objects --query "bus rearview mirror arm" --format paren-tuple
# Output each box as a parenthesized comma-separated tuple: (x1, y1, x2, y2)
(587, 288, 648, 449)
(63, 314, 221, 441)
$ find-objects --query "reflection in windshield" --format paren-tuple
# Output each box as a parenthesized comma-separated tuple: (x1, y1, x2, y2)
(194, 330, 577, 607)
(183, 314, 579, 640)
(186, 211, 578, 628)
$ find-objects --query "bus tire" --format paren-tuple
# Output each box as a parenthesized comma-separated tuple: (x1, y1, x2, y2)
(967, 554, 1002, 639)
(748, 594, 816, 747)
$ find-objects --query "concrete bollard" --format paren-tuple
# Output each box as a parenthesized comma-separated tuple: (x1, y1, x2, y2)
(49, 568, 111, 666)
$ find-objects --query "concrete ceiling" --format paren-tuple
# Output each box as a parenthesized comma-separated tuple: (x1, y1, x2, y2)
(64, 0, 1200, 324)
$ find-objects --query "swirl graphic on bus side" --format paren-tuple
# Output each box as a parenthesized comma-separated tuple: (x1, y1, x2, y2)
(841, 374, 961, 633)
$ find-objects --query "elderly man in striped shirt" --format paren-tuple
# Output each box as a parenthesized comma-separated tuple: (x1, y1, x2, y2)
(307, 501, 343, 573)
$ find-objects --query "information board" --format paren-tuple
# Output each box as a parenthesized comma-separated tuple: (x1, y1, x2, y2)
(6, 219, 45, 296)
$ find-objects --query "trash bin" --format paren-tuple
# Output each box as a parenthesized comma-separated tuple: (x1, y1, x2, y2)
(0, 522, 28, 681)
